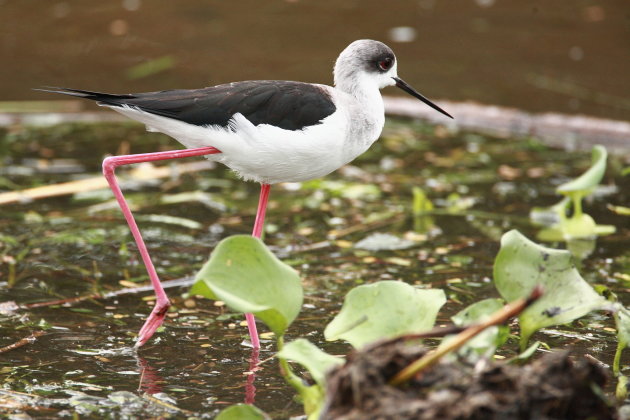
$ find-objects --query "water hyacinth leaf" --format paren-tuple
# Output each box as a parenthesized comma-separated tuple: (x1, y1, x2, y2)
(215, 404, 269, 420)
(493, 230, 606, 349)
(449, 298, 508, 358)
(190, 235, 303, 337)
(324, 281, 446, 348)
(277, 338, 344, 387)
(536, 215, 615, 243)
(533, 145, 614, 241)
(556, 145, 607, 194)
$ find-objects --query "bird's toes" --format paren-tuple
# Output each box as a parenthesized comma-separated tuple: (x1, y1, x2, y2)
(134, 299, 171, 348)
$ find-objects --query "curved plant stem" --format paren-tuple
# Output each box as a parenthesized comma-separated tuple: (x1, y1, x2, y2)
(571, 192, 584, 219)
(276, 336, 309, 393)
(613, 342, 624, 376)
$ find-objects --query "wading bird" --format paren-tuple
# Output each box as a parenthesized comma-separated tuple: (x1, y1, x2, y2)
(40, 39, 452, 349)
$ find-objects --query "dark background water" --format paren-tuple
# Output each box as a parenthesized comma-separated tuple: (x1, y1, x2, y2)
(1, 0, 629, 120)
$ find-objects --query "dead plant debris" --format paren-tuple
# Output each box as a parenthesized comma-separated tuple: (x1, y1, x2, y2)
(323, 341, 615, 420)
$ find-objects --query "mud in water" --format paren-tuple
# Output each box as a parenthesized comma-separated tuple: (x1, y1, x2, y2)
(323, 340, 615, 420)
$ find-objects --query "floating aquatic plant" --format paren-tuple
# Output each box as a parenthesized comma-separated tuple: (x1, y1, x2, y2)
(445, 298, 509, 360)
(532, 145, 615, 242)
(493, 230, 607, 350)
(324, 281, 445, 349)
(191, 235, 303, 337)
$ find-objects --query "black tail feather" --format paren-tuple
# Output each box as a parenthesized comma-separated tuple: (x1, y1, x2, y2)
(33, 87, 135, 106)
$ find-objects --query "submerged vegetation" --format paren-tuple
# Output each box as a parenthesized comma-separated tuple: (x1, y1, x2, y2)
(0, 120, 628, 418)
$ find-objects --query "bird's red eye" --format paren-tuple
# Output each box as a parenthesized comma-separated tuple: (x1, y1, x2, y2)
(378, 58, 393, 71)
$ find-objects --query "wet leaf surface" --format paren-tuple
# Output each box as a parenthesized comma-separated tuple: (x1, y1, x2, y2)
(325, 281, 446, 349)
(448, 298, 508, 359)
(494, 230, 608, 349)
(191, 235, 303, 337)
(277, 338, 344, 387)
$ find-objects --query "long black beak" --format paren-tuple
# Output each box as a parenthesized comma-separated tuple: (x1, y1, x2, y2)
(393, 77, 453, 119)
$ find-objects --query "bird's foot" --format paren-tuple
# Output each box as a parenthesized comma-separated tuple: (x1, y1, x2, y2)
(134, 299, 171, 348)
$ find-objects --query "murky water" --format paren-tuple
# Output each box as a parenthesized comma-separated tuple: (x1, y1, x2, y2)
(1, 1, 630, 120)
(1, 118, 629, 417)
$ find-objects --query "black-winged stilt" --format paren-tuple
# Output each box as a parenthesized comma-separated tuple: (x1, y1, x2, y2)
(39, 39, 452, 349)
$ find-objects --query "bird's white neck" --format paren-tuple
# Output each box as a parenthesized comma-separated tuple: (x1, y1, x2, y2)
(336, 72, 384, 119)
(332, 74, 386, 163)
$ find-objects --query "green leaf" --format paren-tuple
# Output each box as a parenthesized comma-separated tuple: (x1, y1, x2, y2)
(215, 404, 269, 420)
(448, 298, 508, 359)
(493, 230, 607, 349)
(530, 197, 570, 227)
(556, 145, 607, 194)
(534, 146, 615, 241)
(537, 218, 615, 243)
(614, 305, 630, 376)
(412, 187, 433, 215)
(190, 235, 303, 336)
(277, 338, 344, 387)
(616, 375, 629, 401)
(324, 281, 446, 348)
(608, 204, 630, 216)
(512, 341, 541, 362)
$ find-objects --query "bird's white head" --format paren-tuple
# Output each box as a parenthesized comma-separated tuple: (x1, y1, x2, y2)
(334, 39, 453, 119)
(334, 39, 398, 92)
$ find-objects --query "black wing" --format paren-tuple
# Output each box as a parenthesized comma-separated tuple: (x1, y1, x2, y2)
(38, 81, 337, 131)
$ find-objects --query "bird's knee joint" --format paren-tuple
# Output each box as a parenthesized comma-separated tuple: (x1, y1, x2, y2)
(102, 156, 118, 175)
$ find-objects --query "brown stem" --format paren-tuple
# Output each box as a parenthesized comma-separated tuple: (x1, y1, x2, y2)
(389, 286, 543, 386)
(0, 331, 46, 354)
(15, 276, 196, 311)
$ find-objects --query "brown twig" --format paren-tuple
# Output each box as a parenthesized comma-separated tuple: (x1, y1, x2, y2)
(2, 276, 196, 312)
(0, 160, 214, 205)
(327, 214, 406, 240)
(0, 331, 46, 354)
(389, 286, 543, 386)
(363, 325, 466, 353)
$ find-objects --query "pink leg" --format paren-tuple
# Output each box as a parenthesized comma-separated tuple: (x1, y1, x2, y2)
(102, 146, 220, 348)
(244, 183, 271, 349)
